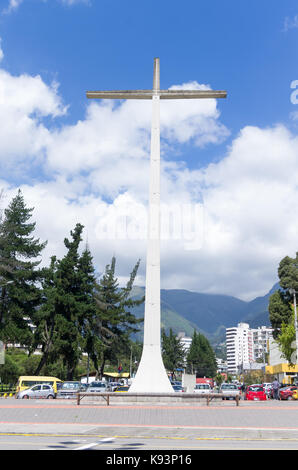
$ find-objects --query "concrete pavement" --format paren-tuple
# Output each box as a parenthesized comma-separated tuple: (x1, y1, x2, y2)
(0, 397, 298, 442)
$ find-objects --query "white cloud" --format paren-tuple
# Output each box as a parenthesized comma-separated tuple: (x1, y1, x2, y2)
(1, 63, 298, 302)
(0, 70, 67, 166)
(45, 84, 229, 184)
(2, 0, 90, 15)
(2, 0, 23, 14)
(183, 124, 298, 299)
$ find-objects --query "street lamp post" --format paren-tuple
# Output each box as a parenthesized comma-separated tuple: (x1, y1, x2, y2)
(289, 288, 298, 364)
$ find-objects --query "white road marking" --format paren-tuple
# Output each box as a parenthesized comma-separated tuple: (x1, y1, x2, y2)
(74, 442, 99, 450)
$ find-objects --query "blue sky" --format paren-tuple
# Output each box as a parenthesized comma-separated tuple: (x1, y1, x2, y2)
(0, 0, 298, 301)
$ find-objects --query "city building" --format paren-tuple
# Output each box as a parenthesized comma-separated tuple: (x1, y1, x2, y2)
(265, 337, 298, 385)
(216, 357, 228, 375)
(226, 323, 274, 375)
(251, 325, 273, 362)
(176, 332, 192, 359)
(226, 323, 253, 375)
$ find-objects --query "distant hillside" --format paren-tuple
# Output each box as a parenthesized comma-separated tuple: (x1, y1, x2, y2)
(130, 283, 280, 344)
(240, 283, 279, 328)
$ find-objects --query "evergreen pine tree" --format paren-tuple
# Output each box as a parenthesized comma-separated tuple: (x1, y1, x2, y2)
(186, 330, 217, 378)
(91, 257, 144, 379)
(34, 223, 94, 379)
(0, 190, 46, 347)
(32, 256, 58, 375)
(161, 328, 185, 379)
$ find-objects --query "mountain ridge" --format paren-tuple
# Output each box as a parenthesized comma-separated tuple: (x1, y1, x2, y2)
(130, 283, 279, 345)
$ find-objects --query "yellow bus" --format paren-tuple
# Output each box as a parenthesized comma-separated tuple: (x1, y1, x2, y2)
(16, 376, 62, 394)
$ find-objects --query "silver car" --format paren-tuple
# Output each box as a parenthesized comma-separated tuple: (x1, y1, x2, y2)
(86, 381, 108, 393)
(16, 384, 55, 399)
(56, 381, 83, 399)
(219, 383, 241, 400)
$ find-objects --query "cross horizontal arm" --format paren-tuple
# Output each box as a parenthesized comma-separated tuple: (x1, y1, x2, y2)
(159, 90, 227, 99)
(86, 89, 227, 100)
(86, 90, 155, 99)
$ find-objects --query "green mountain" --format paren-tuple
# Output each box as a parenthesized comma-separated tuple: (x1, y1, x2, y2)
(130, 283, 279, 345)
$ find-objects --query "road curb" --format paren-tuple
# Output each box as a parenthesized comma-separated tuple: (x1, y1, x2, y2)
(0, 423, 298, 441)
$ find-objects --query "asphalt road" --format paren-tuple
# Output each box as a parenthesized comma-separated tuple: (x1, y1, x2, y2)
(0, 433, 298, 451)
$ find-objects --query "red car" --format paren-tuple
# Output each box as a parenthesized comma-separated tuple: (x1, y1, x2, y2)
(244, 384, 267, 401)
(279, 386, 298, 400)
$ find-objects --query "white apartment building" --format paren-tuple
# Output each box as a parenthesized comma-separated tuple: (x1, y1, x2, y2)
(226, 323, 253, 374)
(251, 325, 273, 362)
(176, 332, 192, 358)
(216, 357, 228, 374)
(226, 323, 273, 375)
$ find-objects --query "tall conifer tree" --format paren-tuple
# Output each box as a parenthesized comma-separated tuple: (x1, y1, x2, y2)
(34, 229, 98, 378)
(186, 331, 217, 378)
(0, 190, 46, 347)
(47, 223, 88, 379)
(90, 257, 144, 379)
(161, 328, 185, 379)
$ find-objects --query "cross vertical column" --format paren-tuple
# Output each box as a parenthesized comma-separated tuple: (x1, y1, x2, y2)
(130, 59, 173, 392)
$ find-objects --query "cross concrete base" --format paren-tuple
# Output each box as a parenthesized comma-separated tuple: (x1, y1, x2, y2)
(129, 344, 173, 393)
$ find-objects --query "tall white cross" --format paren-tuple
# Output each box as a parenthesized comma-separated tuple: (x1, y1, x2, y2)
(87, 58, 227, 393)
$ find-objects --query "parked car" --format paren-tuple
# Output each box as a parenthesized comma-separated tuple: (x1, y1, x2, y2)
(86, 382, 108, 393)
(244, 384, 267, 401)
(171, 381, 182, 386)
(56, 381, 84, 399)
(16, 375, 62, 394)
(279, 386, 298, 400)
(16, 384, 55, 399)
(172, 384, 185, 392)
(114, 385, 130, 392)
(193, 383, 212, 395)
(107, 382, 122, 392)
(79, 383, 88, 390)
(219, 383, 241, 400)
(262, 383, 272, 397)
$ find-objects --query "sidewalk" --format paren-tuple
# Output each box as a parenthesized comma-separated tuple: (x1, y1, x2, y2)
(0, 398, 298, 441)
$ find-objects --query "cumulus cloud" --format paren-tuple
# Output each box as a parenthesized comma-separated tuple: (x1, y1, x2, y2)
(0, 70, 67, 169)
(187, 125, 298, 299)
(1, 63, 298, 301)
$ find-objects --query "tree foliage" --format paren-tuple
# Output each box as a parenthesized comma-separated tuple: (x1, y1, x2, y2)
(186, 330, 217, 378)
(89, 257, 144, 379)
(268, 253, 298, 362)
(34, 224, 97, 380)
(0, 190, 46, 347)
(161, 328, 185, 378)
(0, 190, 144, 381)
